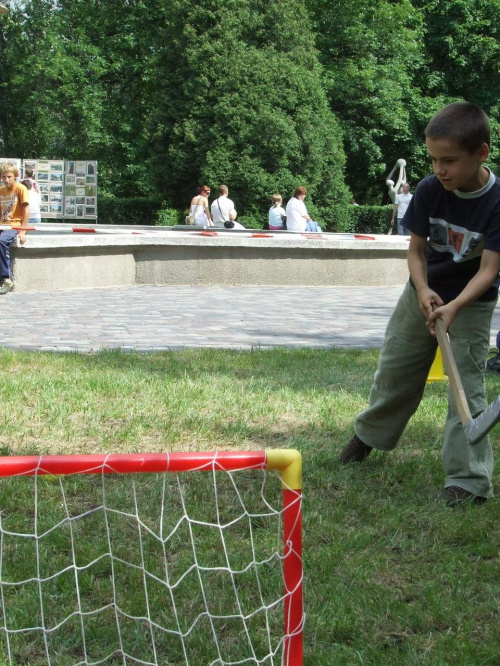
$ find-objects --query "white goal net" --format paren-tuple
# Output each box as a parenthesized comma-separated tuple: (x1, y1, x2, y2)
(0, 451, 303, 665)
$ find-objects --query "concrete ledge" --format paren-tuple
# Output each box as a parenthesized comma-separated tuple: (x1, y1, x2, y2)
(10, 225, 410, 292)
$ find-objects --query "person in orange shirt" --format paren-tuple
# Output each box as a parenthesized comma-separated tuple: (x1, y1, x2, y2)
(0, 163, 29, 294)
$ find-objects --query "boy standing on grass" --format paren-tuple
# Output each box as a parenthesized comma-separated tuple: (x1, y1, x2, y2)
(340, 102, 500, 507)
(0, 163, 29, 294)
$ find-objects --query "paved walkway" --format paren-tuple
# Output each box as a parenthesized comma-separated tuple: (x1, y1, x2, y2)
(0, 285, 499, 352)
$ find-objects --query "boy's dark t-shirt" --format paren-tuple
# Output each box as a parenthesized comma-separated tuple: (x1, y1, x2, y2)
(404, 170, 500, 303)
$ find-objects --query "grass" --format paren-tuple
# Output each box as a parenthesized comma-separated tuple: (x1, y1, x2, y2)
(0, 346, 500, 665)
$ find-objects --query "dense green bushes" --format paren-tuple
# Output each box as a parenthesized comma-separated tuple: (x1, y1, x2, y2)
(97, 196, 184, 226)
(331, 205, 393, 234)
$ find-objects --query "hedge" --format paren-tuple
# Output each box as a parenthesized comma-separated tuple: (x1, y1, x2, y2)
(97, 196, 184, 226)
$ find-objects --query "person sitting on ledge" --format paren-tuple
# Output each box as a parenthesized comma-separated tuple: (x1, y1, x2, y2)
(285, 186, 322, 232)
(189, 185, 213, 226)
(0, 163, 30, 295)
(268, 194, 286, 230)
(211, 184, 237, 227)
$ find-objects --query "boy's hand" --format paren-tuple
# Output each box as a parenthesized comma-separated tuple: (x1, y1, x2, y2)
(426, 302, 458, 337)
(416, 287, 443, 323)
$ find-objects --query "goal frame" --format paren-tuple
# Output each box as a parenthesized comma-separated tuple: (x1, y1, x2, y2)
(0, 449, 303, 666)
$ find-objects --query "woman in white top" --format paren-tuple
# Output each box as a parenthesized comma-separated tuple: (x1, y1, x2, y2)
(21, 179, 42, 223)
(268, 193, 286, 230)
(285, 185, 322, 232)
(190, 185, 213, 226)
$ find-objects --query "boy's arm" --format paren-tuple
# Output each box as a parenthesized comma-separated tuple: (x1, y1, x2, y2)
(17, 202, 30, 245)
(407, 233, 444, 322)
(427, 249, 500, 333)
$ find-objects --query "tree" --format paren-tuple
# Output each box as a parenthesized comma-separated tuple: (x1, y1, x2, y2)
(0, 0, 108, 159)
(411, 0, 500, 175)
(307, 0, 427, 203)
(148, 0, 349, 217)
(0, 0, 162, 196)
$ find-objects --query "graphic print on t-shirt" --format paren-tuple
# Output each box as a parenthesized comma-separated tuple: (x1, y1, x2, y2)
(0, 192, 17, 222)
(429, 217, 482, 262)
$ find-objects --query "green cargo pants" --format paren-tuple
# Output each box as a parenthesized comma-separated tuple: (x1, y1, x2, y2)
(355, 282, 496, 498)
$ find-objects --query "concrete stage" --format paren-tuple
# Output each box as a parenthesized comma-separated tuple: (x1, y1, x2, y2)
(10, 224, 410, 293)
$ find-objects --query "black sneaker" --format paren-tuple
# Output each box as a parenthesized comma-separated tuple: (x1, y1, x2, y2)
(339, 435, 373, 464)
(441, 485, 487, 507)
(486, 353, 500, 374)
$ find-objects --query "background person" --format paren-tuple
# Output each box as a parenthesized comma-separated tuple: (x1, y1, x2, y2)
(189, 185, 213, 226)
(285, 186, 321, 232)
(211, 184, 237, 227)
(0, 163, 29, 294)
(21, 178, 41, 224)
(23, 166, 40, 194)
(390, 183, 412, 235)
(268, 194, 286, 230)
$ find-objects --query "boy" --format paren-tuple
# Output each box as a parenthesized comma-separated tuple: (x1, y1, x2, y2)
(340, 102, 500, 506)
(0, 163, 29, 294)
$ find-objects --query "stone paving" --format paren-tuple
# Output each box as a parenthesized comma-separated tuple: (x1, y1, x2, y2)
(0, 284, 499, 352)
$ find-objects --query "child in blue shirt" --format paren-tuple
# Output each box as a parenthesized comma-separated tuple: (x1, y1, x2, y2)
(340, 102, 500, 507)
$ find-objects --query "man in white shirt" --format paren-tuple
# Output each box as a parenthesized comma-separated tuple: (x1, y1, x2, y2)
(285, 186, 312, 232)
(211, 185, 237, 227)
(390, 183, 413, 235)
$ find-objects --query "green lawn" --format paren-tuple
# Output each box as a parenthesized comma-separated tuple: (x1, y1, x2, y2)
(0, 347, 499, 665)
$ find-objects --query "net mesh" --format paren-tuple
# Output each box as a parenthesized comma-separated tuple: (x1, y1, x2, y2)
(0, 456, 301, 665)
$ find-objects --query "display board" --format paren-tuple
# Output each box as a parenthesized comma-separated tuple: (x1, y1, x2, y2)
(0, 158, 98, 221)
(64, 161, 97, 219)
(24, 159, 64, 219)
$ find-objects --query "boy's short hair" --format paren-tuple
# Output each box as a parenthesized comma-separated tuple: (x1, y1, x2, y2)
(425, 102, 490, 153)
(0, 162, 20, 178)
(219, 184, 228, 196)
(25, 167, 35, 178)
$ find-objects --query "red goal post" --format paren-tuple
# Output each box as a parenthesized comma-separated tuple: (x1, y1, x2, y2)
(0, 449, 303, 666)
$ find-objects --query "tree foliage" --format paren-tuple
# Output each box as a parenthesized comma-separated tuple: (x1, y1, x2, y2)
(0, 0, 499, 210)
(148, 0, 348, 214)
